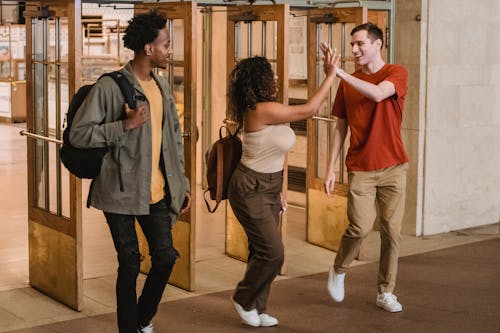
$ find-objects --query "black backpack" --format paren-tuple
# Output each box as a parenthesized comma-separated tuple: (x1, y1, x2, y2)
(60, 71, 137, 180)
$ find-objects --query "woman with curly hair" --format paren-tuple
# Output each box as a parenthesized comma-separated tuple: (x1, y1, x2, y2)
(227, 43, 340, 327)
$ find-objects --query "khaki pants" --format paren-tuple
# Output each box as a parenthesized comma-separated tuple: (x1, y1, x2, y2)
(228, 163, 284, 313)
(334, 163, 408, 293)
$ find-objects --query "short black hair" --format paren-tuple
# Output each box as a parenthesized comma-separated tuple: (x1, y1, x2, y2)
(351, 22, 384, 49)
(123, 11, 167, 52)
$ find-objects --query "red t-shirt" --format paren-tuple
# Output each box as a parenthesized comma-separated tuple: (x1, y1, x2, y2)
(332, 64, 409, 171)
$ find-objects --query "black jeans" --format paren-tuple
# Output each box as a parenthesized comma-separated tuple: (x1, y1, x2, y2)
(104, 197, 178, 333)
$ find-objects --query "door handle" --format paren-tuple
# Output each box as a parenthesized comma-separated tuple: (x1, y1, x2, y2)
(312, 116, 336, 123)
(20, 130, 62, 144)
(182, 126, 200, 142)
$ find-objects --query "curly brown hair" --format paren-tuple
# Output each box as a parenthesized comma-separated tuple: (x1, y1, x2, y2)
(227, 57, 277, 127)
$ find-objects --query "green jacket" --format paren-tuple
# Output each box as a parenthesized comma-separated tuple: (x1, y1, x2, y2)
(69, 63, 189, 217)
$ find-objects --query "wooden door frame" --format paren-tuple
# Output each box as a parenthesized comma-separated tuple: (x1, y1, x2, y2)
(306, 6, 367, 196)
(24, 0, 83, 310)
(227, 4, 289, 103)
(134, 1, 197, 291)
(306, 8, 388, 192)
(225, 4, 289, 272)
(305, 7, 390, 256)
(305, 7, 367, 252)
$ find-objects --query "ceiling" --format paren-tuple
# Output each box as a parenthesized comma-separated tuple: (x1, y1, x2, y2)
(0, 0, 392, 10)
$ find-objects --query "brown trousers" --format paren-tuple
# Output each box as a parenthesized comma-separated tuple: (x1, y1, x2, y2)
(228, 163, 284, 313)
(334, 163, 408, 293)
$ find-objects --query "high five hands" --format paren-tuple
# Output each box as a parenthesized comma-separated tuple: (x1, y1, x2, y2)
(320, 41, 341, 77)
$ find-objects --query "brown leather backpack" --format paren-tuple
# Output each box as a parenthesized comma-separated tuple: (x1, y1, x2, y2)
(204, 125, 242, 213)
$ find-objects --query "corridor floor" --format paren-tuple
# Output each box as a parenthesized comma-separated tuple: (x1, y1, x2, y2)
(7, 238, 500, 333)
(0, 123, 498, 332)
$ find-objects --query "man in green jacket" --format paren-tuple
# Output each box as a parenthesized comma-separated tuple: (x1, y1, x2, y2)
(70, 11, 190, 333)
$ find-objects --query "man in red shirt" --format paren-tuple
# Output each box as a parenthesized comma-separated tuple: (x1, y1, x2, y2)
(324, 22, 409, 312)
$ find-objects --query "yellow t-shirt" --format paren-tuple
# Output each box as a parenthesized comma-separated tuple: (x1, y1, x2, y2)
(138, 78, 165, 204)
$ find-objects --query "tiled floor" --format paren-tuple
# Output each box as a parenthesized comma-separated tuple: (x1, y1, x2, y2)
(0, 122, 498, 332)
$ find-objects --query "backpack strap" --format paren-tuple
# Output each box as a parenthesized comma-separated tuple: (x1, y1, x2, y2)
(204, 190, 221, 213)
(102, 71, 140, 109)
(87, 179, 95, 208)
(219, 124, 241, 138)
(86, 71, 136, 205)
(105, 71, 138, 193)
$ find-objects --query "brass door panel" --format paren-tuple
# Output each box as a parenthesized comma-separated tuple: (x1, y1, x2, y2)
(29, 222, 80, 309)
(307, 183, 349, 252)
(225, 202, 248, 262)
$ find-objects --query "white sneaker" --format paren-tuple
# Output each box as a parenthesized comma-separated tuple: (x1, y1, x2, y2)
(327, 266, 345, 302)
(137, 322, 154, 333)
(231, 298, 260, 327)
(376, 292, 403, 312)
(259, 313, 278, 327)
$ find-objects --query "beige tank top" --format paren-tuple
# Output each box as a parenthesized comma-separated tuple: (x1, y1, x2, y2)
(241, 125, 296, 173)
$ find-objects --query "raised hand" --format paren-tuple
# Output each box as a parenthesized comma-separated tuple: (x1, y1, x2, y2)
(320, 42, 341, 78)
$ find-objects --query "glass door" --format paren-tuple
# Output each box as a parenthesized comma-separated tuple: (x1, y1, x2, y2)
(134, 1, 197, 291)
(225, 4, 290, 272)
(22, 0, 83, 310)
(306, 7, 366, 252)
(306, 7, 388, 257)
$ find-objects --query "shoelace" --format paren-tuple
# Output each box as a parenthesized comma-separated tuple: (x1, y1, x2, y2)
(382, 294, 397, 302)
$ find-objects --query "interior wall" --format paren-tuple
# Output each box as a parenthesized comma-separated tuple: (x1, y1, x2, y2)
(196, 9, 203, 185)
(394, 0, 422, 235)
(193, 8, 227, 189)
(415, 0, 500, 235)
(210, 10, 228, 150)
